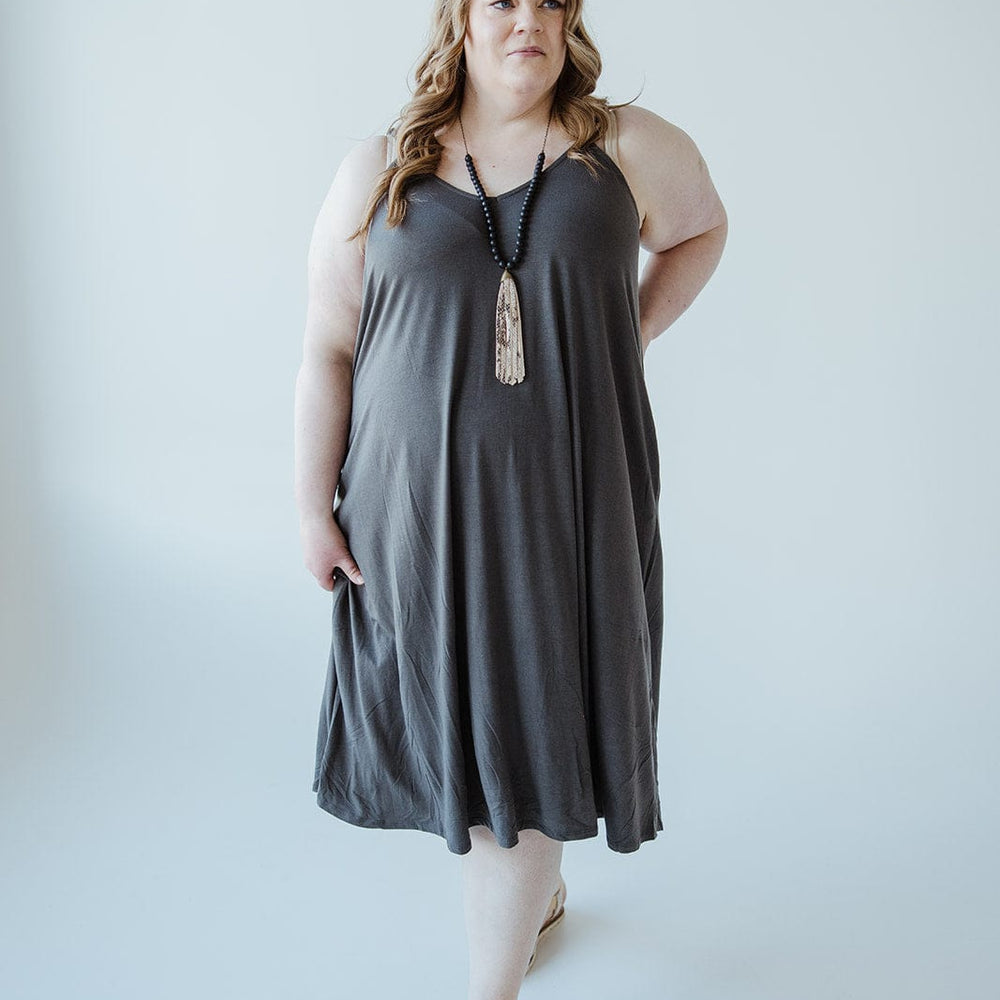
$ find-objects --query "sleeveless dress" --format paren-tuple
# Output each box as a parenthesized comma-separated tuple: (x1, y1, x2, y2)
(312, 128, 665, 856)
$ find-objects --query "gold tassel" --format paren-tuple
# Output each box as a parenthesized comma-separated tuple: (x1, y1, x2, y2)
(495, 267, 525, 384)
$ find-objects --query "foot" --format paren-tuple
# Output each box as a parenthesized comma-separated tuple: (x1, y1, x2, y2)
(525, 874, 567, 974)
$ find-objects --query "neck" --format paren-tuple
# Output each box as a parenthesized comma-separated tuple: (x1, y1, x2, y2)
(458, 83, 555, 142)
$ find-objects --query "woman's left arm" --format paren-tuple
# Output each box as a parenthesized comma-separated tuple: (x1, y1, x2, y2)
(617, 106, 729, 356)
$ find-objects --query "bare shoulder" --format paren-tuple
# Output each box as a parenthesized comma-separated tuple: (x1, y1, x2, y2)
(313, 133, 390, 247)
(304, 133, 390, 363)
(613, 104, 727, 253)
(307, 131, 390, 299)
(614, 104, 691, 154)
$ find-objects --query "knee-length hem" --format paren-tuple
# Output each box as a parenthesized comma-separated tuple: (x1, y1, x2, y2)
(314, 776, 665, 855)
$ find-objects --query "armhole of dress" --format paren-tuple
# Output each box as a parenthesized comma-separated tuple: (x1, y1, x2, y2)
(604, 109, 621, 171)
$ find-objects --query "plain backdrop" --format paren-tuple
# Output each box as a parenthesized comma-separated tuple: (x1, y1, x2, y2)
(2, 1, 998, 998)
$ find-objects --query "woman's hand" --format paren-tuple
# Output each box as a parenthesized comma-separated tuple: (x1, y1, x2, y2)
(299, 513, 365, 591)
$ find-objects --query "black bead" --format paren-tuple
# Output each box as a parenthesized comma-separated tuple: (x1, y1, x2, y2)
(463, 140, 550, 275)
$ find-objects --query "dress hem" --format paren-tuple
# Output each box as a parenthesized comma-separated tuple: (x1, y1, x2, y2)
(313, 783, 664, 856)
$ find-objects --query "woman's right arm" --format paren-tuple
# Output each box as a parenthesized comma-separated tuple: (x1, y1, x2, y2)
(294, 134, 387, 591)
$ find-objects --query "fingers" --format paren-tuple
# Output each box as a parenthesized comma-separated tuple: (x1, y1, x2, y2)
(328, 560, 365, 587)
(300, 521, 365, 589)
(340, 559, 365, 586)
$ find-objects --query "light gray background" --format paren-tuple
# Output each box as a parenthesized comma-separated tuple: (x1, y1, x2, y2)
(2, 1, 997, 998)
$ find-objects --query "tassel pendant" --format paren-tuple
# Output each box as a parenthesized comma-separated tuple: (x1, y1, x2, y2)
(495, 267, 525, 384)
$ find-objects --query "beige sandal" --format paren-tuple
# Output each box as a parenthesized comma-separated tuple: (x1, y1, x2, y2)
(525, 874, 567, 974)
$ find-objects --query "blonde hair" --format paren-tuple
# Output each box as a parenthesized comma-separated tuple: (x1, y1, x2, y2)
(348, 0, 636, 248)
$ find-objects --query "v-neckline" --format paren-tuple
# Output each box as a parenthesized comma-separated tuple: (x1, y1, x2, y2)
(430, 147, 574, 201)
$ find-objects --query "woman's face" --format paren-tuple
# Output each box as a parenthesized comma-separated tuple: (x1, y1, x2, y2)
(463, 0, 568, 101)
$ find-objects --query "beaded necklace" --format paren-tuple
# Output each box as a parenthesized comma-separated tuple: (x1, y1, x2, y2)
(458, 109, 554, 385)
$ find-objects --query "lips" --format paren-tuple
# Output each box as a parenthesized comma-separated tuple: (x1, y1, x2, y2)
(512, 47, 544, 55)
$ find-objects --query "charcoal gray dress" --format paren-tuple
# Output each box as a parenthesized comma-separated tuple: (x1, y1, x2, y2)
(312, 139, 664, 856)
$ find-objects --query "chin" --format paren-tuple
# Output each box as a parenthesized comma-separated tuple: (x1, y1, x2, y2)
(505, 69, 557, 90)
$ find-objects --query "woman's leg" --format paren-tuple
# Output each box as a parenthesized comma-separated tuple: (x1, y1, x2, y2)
(461, 825, 564, 1000)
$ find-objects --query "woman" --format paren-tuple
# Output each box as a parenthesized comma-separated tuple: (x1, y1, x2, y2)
(295, 0, 727, 995)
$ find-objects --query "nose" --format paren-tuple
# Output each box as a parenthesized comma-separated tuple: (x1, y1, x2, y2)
(514, 6, 543, 33)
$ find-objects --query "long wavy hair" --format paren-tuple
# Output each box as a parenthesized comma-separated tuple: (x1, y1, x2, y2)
(347, 0, 636, 248)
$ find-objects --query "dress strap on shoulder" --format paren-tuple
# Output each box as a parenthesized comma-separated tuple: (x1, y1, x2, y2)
(604, 108, 621, 170)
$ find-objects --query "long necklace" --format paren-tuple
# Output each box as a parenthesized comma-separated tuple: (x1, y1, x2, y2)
(458, 109, 553, 385)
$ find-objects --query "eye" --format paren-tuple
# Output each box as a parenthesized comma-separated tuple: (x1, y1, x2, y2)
(489, 0, 565, 9)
